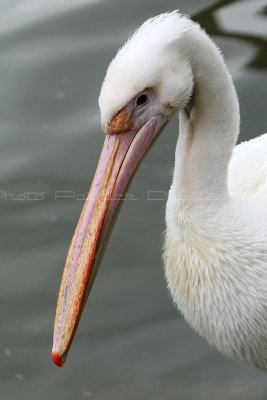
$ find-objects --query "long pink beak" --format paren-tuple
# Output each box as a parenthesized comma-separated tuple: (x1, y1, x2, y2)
(51, 115, 166, 367)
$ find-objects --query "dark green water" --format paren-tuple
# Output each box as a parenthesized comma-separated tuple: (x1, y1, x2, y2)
(0, 0, 266, 399)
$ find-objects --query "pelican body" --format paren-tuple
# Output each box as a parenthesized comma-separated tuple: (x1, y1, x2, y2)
(52, 12, 267, 370)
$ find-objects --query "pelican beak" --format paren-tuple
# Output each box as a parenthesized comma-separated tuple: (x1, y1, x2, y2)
(51, 112, 167, 367)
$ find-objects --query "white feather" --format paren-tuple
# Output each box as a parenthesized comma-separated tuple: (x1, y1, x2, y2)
(99, 11, 193, 129)
(229, 133, 267, 197)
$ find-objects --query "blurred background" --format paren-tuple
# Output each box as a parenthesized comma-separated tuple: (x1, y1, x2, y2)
(0, 0, 266, 399)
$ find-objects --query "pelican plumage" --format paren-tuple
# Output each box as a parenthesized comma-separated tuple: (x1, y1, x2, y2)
(52, 11, 267, 370)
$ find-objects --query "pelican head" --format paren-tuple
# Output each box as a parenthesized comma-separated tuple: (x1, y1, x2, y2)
(99, 11, 194, 131)
(51, 11, 195, 367)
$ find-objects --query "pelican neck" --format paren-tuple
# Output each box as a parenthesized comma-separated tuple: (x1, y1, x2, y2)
(173, 25, 240, 204)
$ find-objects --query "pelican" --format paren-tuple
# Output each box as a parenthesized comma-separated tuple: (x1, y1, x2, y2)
(52, 11, 267, 370)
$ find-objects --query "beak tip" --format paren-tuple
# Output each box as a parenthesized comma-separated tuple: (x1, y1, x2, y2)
(51, 350, 65, 367)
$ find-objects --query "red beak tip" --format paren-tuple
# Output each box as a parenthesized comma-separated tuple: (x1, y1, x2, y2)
(51, 351, 64, 367)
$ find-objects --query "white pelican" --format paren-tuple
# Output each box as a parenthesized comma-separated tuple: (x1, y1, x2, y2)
(52, 11, 267, 370)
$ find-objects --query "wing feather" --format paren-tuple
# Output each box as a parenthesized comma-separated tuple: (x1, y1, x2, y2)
(228, 133, 267, 197)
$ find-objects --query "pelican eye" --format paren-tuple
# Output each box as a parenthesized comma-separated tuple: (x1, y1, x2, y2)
(135, 93, 149, 108)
